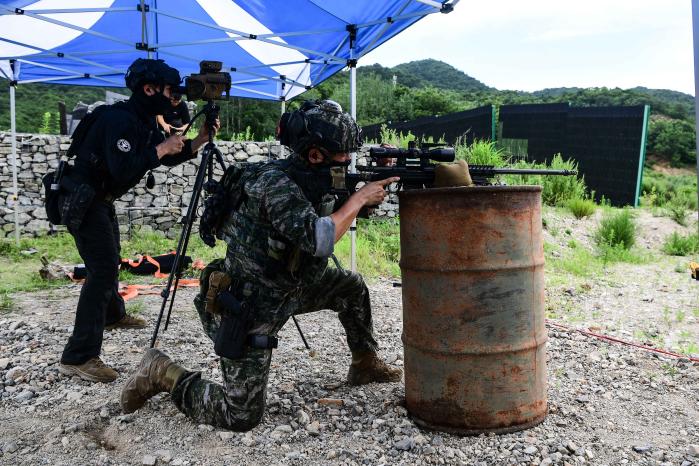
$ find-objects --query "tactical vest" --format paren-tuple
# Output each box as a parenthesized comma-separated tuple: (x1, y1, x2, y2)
(208, 157, 335, 291)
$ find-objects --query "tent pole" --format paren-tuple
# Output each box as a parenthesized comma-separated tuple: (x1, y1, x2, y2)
(9, 64, 20, 246)
(349, 27, 358, 273)
(280, 99, 286, 158)
(693, 0, 699, 235)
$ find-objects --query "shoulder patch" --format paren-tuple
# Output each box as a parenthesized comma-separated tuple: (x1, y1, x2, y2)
(116, 139, 131, 152)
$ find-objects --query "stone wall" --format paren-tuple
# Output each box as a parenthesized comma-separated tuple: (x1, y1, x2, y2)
(0, 132, 397, 238)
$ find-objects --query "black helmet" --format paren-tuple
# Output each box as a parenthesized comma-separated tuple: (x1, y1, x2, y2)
(125, 58, 181, 92)
(279, 99, 362, 155)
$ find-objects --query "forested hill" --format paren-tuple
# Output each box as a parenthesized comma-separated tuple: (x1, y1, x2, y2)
(0, 59, 695, 164)
(361, 59, 493, 92)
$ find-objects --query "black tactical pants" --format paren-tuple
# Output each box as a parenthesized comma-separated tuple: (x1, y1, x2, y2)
(61, 201, 126, 365)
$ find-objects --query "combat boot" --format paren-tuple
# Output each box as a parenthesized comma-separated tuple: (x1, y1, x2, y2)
(105, 314, 147, 330)
(347, 351, 402, 386)
(120, 349, 186, 414)
(59, 357, 118, 383)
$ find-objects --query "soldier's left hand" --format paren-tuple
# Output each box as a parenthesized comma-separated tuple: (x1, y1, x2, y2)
(198, 117, 221, 139)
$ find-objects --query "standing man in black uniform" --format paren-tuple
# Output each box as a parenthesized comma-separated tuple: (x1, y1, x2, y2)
(58, 58, 220, 383)
(157, 91, 191, 136)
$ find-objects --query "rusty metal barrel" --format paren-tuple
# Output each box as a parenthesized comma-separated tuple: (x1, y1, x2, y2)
(399, 186, 547, 435)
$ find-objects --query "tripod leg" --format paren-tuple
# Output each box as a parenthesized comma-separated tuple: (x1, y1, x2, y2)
(150, 143, 212, 348)
(291, 315, 310, 350)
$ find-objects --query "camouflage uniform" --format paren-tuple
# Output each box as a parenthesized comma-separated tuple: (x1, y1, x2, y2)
(170, 154, 378, 430)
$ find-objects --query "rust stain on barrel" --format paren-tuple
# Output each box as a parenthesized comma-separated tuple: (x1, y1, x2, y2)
(399, 186, 547, 435)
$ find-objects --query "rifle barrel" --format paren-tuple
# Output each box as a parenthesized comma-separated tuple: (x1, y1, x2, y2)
(471, 168, 578, 176)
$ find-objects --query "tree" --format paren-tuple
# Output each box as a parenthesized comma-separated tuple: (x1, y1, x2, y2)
(647, 119, 696, 166)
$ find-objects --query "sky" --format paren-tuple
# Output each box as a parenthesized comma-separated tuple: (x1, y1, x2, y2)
(362, 0, 694, 95)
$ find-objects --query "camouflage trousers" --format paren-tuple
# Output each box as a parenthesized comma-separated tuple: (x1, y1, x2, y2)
(170, 266, 377, 431)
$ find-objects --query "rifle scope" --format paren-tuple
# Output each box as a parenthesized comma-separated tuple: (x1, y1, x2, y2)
(369, 147, 455, 163)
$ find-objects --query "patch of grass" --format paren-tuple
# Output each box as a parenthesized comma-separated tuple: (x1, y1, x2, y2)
(127, 300, 146, 315)
(598, 243, 649, 267)
(566, 197, 597, 219)
(661, 363, 679, 377)
(0, 258, 66, 296)
(662, 232, 699, 256)
(550, 247, 600, 278)
(0, 292, 14, 313)
(594, 210, 636, 250)
(0, 227, 230, 296)
(662, 307, 672, 328)
(678, 341, 699, 356)
(334, 218, 401, 279)
(675, 309, 686, 323)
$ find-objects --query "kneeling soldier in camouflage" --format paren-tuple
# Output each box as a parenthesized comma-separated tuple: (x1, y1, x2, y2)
(121, 100, 401, 430)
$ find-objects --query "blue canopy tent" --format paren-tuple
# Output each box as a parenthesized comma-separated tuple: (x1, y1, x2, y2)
(0, 0, 457, 262)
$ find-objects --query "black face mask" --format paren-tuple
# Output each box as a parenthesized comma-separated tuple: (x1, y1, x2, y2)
(133, 88, 172, 117)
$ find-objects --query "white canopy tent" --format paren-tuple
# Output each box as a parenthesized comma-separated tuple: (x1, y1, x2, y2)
(0, 0, 458, 265)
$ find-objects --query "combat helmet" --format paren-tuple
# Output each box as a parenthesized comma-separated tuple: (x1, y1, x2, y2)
(124, 58, 181, 92)
(278, 99, 362, 156)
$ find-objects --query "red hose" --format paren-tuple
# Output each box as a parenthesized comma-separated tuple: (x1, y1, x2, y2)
(546, 320, 699, 363)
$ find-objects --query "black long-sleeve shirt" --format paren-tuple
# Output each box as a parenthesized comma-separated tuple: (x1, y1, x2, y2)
(162, 100, 191, 127)
(73, 97, 197, 198)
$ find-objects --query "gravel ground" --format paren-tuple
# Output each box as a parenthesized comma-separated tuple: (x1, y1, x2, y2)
(1, 278, 698, 466)
(1, 207, 698, 465)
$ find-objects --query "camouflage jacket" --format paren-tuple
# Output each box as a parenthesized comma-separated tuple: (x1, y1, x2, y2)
(219, 155, 334, 297)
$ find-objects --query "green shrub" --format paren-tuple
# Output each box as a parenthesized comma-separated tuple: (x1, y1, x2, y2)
(594, 210, 636, 250)
(455, 139, 507, 166)
(647, 119, 696, 166)
(566, 197, 596, 219)
(642, 170, 697, 210)
(504, 154, 587, 206)
(663, 190, 695, 226)
(662, 232, 699, 256)
(541, 155, 588, 206)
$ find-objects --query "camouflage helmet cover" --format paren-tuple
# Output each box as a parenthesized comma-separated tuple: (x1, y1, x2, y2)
(280, 99, 362, 155)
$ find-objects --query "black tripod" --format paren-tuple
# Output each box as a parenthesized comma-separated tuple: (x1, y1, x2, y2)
(149, 102, 311, 351)
(150, 101, 226, 348)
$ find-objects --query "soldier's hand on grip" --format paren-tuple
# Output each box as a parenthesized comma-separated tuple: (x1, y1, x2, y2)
(156, 135, 185, 159)
(198, 118, 221, 140)
(358, 177, 400, 207)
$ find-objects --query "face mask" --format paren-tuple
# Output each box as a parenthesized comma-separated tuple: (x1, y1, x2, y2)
(147, 91, 172, 116)
(134, 87, 172, 116)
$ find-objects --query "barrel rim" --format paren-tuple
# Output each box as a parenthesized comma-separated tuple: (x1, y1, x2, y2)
(399, 185, 542, 199)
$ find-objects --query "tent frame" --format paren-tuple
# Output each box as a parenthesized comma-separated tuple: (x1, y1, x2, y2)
(2, 1, 456, 257)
